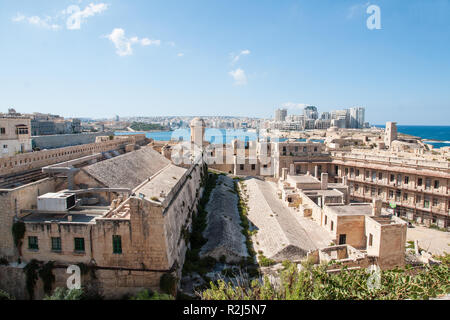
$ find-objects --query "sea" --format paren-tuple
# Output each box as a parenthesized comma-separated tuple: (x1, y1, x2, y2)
(116, 126, 450, 149)
(375, 125, 450, 149)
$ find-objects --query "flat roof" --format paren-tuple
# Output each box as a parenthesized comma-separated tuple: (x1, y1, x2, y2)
(287, 175, 319, 184)
(326, 204, 373, 216)
(136, 164, 187, 203)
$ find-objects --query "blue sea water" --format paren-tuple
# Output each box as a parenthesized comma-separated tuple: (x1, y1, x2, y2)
(116, 128, 258, 144)
(376, 125, 450, 148)
(117, 126, 450, 148)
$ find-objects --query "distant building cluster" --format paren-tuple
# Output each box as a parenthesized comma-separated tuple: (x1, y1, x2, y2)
(270, 106, 368, 131)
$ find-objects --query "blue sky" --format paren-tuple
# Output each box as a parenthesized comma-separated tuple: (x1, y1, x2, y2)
(0, 0, 449, 125)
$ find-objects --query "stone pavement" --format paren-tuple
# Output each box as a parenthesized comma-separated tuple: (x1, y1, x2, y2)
(406, 225, 450, 256)
(244, 178, 333, 261)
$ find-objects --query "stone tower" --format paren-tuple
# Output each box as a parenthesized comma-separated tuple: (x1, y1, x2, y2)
(384, 121, 397, 148)
(190, 117, 206, 147)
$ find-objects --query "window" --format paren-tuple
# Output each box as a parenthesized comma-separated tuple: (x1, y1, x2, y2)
(372, 172, 376, 181)
(240, 164, 244, 171)
(418, 178, 423, 186)
(0, 128, 5, 135)
(16, 127, 29, 135)
(339, 234, 347, 245)
(416, 195, 421, 204)
(251, 164, 256, 170)
(335, 166, 339, 175)
(390, 174, 395, 182)
(432, 198, 438, 207)
(324, 216, 328, 225)
(368, 234, 373, 247)
(365, 171, 370, 179)
(303, 147, 307, 152)
(331, 221, 334, 231)
(294, 146, 298, 153)
(403, 193, 408, 201)
(356, 169, 360, 177)
(389, 190, 394, 199)
(378, 172, 383, 180)
(28, 236, 39, 250)
(51, 237, 61, 251)
(74, 238, 85, 252)
(113, 235, 122, 254)
(345, 168, 349, 176)
(3, 145, 7, 149)
(355, 184, 359, 191)
(314, 147, 318, 152)
(424, 198, 430, 208)
(404, 176, 409, 184)
(434, 180, 440, 189)
(425, 179, 431, 190)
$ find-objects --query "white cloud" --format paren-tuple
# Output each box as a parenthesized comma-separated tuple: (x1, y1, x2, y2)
(230, 49, 251, 64)
(167, 41, 176, 47)
(177, 53, 184, 57)
(11, 2, 108, 31)
(281, 102, 309, 110)
(12, 13, 60, 30)
(106, 28, 160, 56)
(140, 38, 161, 46)
(229, 68, 247, 86)
(65, 3, 109, 30)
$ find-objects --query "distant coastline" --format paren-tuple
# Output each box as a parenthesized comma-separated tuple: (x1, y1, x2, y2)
(375, 125, 450, 148)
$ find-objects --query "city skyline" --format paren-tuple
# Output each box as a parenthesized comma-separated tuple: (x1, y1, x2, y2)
(1, 0, 450, 124)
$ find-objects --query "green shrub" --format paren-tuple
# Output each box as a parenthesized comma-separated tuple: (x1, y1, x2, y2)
(130, 290, 174, 300)
(201, 259, 450, 300)
(44, 287, 83, 300)
(160, 273, 178, 296)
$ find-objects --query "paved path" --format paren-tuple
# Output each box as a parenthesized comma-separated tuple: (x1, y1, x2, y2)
(406, 225, 450, 256)
(244, 178, 333, 261)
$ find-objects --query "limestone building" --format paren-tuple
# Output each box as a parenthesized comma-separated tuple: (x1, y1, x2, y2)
(0, 134, 205, 299)
(0, 110, 32, 157)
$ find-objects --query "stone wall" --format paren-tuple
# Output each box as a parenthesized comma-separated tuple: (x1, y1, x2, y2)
(0, 178, 57, 258)
(0, 136, 140, 176)
(0, 264, 165, 300)
(32, 132, 115, 150)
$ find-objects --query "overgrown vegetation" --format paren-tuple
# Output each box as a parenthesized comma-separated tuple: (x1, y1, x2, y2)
(234, 180, 256, 260)
(38, 261, 56, 295)
(44, 287, 84, 300)
(23, 260, 57, 299)
(160, 273, 178, 296)
(182, 171, 218, 278)
(201, 259, 450, 300)
(258, 254, 276, 267)
(0, 289, 15, 300)
(130, 289, 174, 300)
(23, 259, 40, 300)
(11, 221, 26, 254)
(130, 122, 169, 132)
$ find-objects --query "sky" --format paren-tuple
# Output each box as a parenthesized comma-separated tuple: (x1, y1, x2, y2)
(0, 0, 449, 125)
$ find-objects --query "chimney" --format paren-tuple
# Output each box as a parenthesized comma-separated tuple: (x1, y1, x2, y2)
(321, 173, 328, 190)
(372, 198, 382, 216)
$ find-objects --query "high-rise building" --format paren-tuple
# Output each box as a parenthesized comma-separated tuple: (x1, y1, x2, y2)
(304, 106, 318, 120)
(275, 108, 288, 122)
(349, 107, 365, 129)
